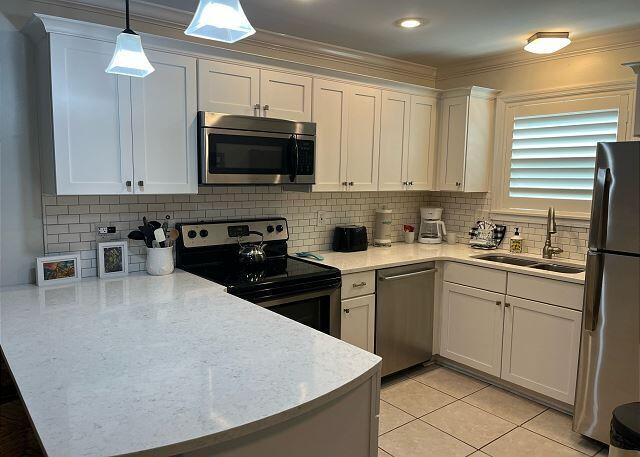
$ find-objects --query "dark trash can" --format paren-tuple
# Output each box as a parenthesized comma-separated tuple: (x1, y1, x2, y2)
(610, 402, 640, 456)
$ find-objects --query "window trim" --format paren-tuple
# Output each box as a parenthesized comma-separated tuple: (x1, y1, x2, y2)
(491, 81, 635, 222)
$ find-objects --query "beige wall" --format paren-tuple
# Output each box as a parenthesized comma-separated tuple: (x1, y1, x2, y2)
(436, 41, 639, 93)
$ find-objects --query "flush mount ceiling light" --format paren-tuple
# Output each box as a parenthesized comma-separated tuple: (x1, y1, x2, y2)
(524, 32, 571, 54)
(185, 0, 256, 43)
(105, 0, 154, 77)
(394, 18, 425, 29)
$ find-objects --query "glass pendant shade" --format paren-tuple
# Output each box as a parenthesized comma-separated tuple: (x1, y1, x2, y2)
(106, 31, 155, 78)
(185, 0, 256, 43)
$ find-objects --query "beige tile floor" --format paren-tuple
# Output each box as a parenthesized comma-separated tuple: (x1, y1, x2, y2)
(378, 366, 606, 457)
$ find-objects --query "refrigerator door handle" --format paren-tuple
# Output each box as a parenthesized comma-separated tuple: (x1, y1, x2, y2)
(583, 251, 604, 331)
(588, 167, 611, 250)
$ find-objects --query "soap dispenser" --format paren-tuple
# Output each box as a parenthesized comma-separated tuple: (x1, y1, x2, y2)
(509, 227, 523, 254)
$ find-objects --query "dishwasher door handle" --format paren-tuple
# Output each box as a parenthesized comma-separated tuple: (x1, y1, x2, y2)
(379, 268, 437, 281)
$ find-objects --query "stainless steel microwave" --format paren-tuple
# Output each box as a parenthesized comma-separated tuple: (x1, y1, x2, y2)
(198, 112, 316, 185)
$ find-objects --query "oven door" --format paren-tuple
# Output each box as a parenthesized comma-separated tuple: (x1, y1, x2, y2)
(256, 287, 341, 338)
(201, 128, 315, 185)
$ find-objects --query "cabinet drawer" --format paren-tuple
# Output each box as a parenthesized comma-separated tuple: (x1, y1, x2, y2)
(342, 271, 376, 299)
(507, 273, 584, 310)
(443, 262, 507, 293)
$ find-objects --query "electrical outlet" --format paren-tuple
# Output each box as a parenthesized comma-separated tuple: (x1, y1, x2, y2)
(317, 211, 328, 226)
(97, 226, 116, 235)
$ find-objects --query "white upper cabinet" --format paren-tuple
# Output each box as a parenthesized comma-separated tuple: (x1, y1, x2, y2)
(407, 95, 437, 190)
(437, 87, 499, 192)
(198, 60, 311, 121)
(131, 51, 198, 194)
(379, 92, 437, 191)
(260, 70, 312, 121)
(379, 91, 411, 191)
(197, 60, 260, 116)
(36, 33, 197, 195)
(346, 86, 381, 191)
(45, 35, 133, 195)
(312, 80, 380, 192)
(312, 79, 349, 192)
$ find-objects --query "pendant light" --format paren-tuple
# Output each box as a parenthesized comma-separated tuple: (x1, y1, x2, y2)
(106, 0, 155, 78)
(185, 0, 256, 43)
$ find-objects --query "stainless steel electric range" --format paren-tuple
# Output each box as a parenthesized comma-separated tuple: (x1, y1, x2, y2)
(175, 218, 341, 338)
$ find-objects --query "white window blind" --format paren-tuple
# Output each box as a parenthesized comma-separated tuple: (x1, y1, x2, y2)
(509, 109, 619, 201)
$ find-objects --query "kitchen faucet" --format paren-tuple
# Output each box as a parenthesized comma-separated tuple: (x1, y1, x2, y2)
(542, 207, 563, 259)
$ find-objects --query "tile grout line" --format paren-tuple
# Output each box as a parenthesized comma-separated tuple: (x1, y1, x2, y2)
(519, 425, 604, 456)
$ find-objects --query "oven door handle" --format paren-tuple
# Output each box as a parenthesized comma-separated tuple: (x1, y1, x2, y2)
(288, 134, 299, 183)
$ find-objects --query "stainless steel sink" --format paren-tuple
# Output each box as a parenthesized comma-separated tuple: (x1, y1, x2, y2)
(473, 254, 585, 274)
(474, 254, 541, 267)
(529, 263, 585, 274)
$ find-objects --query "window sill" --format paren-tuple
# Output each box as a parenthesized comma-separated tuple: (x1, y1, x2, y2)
(490, 209, 591, 228)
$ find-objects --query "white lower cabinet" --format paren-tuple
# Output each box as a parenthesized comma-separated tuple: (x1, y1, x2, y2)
(341, 294, 375, 353)
(440, 282, 504, 377)
(501, 296, 582, 404)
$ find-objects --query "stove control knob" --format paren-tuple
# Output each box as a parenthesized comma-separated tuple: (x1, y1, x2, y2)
(199, 229, 209, 238)
(276, 224, 284, 233)
(266, 225, 275, 233)
(187, 230, 197, 239)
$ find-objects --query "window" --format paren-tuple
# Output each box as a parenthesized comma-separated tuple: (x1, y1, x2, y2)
(494, 88, 632, 217)
(508, 109, 619, 202)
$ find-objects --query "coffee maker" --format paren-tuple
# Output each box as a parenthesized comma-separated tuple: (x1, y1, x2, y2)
(419, 207, 446, 244)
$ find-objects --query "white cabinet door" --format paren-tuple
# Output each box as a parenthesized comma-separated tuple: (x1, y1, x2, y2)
(501, 296, 582, 404)
(131, 51, 198, 194)
(440, 282, 504, 377)
(260, 70, 312, 121)
(341, 294, 375, 352)
(407, 95, 437, 191)
(49, 34, 133, 195)
(346, 86, 381, 191)
(197, 60, 260, 116)
(312, 79, 349, 192)
(378, 91, 410, 191)
(438, 95, 469, 191)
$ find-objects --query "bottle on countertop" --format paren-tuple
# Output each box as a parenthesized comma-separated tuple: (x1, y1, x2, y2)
(509, 227, 523, 254)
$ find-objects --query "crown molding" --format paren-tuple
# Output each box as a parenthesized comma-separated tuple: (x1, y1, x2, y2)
(30, 0, 437, 83)
(437, 26, 640, 82)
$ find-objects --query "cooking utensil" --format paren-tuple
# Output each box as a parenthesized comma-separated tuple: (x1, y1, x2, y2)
(166, 228, 179, 247)
(154, 228, 167, 247)
(127, 230, 146, 241)
(295, 252, 324, 261)
(238, 230, 266, 264)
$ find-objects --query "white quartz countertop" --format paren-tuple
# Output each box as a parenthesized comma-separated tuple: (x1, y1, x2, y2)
(308, 243, 585, 284)
(0, 271, 381, 457)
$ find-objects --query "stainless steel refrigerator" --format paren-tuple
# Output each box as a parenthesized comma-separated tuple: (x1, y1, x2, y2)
(573, 141, 640, 444)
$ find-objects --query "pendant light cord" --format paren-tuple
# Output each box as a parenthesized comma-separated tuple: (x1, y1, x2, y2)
(124, 0, 134, 34)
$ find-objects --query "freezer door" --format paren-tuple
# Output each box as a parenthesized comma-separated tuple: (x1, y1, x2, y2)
(589, 142, 640, 255)
(573, 252, 640, 443)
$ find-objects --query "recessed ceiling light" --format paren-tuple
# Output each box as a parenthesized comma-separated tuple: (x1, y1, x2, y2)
(524, 32, 571, 54)
(395, 18, 425, 29)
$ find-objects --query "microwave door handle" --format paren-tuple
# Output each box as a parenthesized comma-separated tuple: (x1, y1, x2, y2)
(588, 167, 611, 250)
(288, 134, 299, 183)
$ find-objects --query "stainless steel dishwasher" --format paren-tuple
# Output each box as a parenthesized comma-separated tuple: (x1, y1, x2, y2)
(375, 262, 435, 376)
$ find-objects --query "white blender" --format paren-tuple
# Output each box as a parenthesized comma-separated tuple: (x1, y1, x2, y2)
(418, 207, 446, 244)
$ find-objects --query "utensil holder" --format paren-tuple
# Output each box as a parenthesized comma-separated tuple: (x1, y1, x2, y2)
(146, 246, 174, 276)
(404, 231, 415, 244)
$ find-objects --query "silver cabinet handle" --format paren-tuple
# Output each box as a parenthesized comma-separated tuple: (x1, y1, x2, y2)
(125, 180, 132, 187)
(379, 269, 436, 281)
(263, 104, 270, 116)
(253, 104, 260, 116)
(352, 281, 367, 288)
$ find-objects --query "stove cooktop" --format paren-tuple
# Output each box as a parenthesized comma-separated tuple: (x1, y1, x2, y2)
(183, 256, 341, 302)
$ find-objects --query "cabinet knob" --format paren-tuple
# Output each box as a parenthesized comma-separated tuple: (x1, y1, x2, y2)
(125, 180, 132, 187)
(253, 104, 260, 115)
(505, 303, 511, 308)
(496, 301, 502, 307)
(455, 181, 461, 187)
(263, 104, 270, 114)
(138, 180, 144, 187)
(342, 181, 348, 186)
(409, 181, 414, 186)
(344, 308, 350, 314)
(349, 181, 354, 186)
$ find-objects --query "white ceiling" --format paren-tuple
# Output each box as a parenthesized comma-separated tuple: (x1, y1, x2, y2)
(143, 0, 640, 65)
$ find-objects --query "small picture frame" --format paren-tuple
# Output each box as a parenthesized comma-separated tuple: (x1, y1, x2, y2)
(36, 253, 82, 287)
(97, 241, 129, 279)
